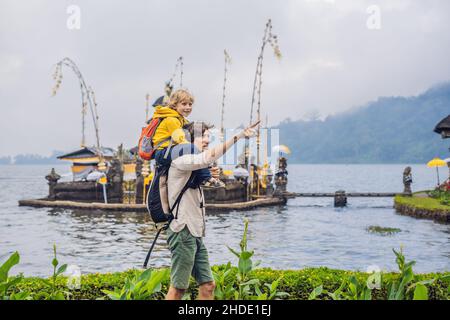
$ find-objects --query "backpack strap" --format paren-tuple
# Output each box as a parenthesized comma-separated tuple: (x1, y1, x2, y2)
(152, 137, 171, 151)
(169, 172, 196, 220)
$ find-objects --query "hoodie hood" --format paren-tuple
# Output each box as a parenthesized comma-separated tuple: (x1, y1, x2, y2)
(153, 106, 180, 118)
(153, 106, 188, 123)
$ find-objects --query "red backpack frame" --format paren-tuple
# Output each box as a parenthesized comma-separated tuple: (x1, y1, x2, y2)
(138, 118, 168, 160)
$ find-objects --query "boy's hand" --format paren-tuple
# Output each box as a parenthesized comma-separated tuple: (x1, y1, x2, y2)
(209, 166, 220, 179)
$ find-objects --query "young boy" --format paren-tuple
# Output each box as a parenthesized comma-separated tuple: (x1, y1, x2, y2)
(152, 89, 223, 187)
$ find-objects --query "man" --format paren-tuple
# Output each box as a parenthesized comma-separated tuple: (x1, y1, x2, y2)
(165, 120, 259, 300)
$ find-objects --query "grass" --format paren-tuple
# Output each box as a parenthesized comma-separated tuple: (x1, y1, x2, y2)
(395, 195, 450, 211)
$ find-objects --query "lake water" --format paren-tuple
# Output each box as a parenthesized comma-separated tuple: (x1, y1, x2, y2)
(1, 164, 449, 277)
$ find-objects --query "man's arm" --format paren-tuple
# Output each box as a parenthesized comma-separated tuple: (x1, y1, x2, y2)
(172, 121, 259, 172)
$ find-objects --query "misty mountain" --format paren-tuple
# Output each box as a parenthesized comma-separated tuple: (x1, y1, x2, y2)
(276, 82, 450, 164)
(0, 156, 12, 165)
(12, 151, 65, 165)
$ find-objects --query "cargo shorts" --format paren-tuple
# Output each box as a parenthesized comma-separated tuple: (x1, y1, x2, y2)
(166, 225, 214, 290)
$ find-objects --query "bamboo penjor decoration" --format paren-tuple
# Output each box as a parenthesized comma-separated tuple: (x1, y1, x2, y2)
(220, 50, 232, 142)
(168, 56, 184, 89)
(144, 56, 184, 124)
(246, 19, 282, 196)
(52, 57, 103, 161)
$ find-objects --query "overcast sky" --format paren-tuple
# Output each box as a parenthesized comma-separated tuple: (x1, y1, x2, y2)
(1, 0, 450, 157)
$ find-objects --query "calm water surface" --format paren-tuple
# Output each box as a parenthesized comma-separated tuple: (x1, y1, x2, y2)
(0, 164, 449, 276)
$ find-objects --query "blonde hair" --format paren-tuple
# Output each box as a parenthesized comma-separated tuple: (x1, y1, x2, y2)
(168, 89, 194, 109)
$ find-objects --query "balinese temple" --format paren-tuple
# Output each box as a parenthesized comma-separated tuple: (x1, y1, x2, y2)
(434, 115, 450, 139)
(57, 147, 115, 181)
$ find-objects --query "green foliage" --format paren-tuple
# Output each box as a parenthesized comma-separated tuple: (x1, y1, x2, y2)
(212, 262, 235, 300)
(387, 248, 437, 300)
(214, 219, 289, 300)
(102, 268, 169, 300)
(308, 274, 374, 300)
(309, 247, 441, 300)
(428, 189, 450, 206)
(395, 194, 450, 211)
(6, 266, 449, 300)
(0, 252, 31, 300)
(3, 224, 450, 300)
(439, 192, 450, 206)
(33, 244, 70, 300)
(366, 225, 402, 236)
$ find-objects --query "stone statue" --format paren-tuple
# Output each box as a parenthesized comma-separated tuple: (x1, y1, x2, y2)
(403, 166, 413, 195)
(45, 168, 61, 200)
(274, 157, 288, 194)
(135, 157, 144, 204)
(108, 157, 124, 202)
(334, 190, 347, 207)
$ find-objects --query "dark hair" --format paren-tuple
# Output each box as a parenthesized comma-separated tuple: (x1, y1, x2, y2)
(183, 122, 214, 143)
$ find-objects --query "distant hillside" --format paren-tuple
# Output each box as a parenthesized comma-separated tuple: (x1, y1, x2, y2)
(12, 151, 64, 165)
(0, 156, 12, 165)
(276, 83, 450, 163)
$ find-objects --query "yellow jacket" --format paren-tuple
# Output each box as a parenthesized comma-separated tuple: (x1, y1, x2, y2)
(152, 106, 189, 149)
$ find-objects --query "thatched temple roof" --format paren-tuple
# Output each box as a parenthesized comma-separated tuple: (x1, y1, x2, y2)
(57, 147, 115, 163)
(434, 115, 450, 138)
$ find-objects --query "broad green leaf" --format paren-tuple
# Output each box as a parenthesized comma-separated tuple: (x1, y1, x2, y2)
(388, 283, 397, 300)
(2, 275, 23, 293)
(413, 283, 428, 300)
(238, 257, 252, 274)
(0, 252, 20, 283)
(56, 264, 67, 276)
(362, 288, 372, 300)
(182, 292, 191, 300)
(9, 291, 31, 300)
(255, 284, 262, 296)
(327, 292, 341, 300)
(308, 285, 323, 300)
(241, 251, 254, 260)
(240, 278, 259, 286)
(227, 246, 241, 258)
(144, 269, 169, 294)
(275, 292, 290, 299)
(416, 279, 435, 286)
(257, 293, 268, 300)
(39, 278, 52, 287)
(138, 268, 153, 282)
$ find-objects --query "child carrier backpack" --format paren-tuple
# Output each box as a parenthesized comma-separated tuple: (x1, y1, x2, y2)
(143, 164, 196, 268)
(138, 118, 171, 160)
(145, 165, 195, 224)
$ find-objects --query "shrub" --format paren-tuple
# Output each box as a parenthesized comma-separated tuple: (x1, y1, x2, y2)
(7, 266, 449, 300)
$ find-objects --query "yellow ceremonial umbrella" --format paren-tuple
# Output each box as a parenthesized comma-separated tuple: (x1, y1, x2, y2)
(222, 170, 234, 177)
(272, 145, 291, 155)
(427, 157, 447, 185)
